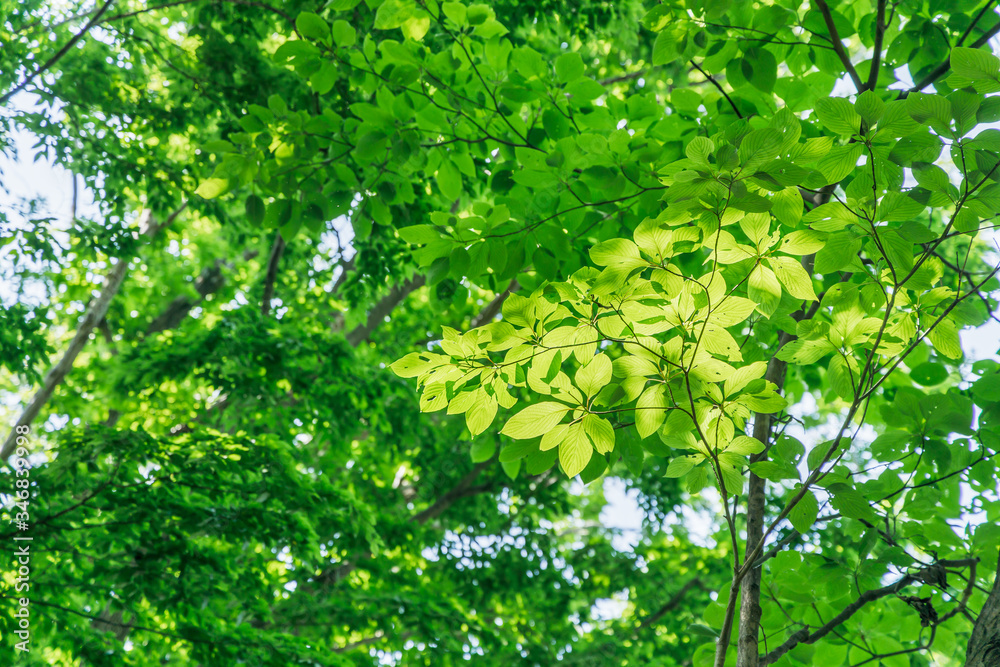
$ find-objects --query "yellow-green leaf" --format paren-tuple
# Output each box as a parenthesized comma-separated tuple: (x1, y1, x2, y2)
(559, 423, 593, 477)
(502, 402, 570, 439)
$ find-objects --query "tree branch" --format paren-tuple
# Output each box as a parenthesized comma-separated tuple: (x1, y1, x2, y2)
(345, 275, 426, 347)
(1, 206, 182, 462)
(763, 559, 980, 664)
(469, 279, 520, 329)
(261, 232, 286, 317)
(636, 579, 705, 633)
(904, 19, 1000, 96)
(690, 60, 743, 119)
(763, 575, 913, 664)
(146, 254, 248, 335)
(411, 460, 493, 524)
(0, 0, 116, 106)
(865, 0, 887, 91)
(814, 0, 864, 92)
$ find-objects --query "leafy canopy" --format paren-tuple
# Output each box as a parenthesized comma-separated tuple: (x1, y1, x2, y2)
(3, 0, 1000, 665)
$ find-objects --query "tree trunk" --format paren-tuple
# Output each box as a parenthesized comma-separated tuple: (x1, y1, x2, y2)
(966, 552, 1000, 667)
(736, 322, 793, 666)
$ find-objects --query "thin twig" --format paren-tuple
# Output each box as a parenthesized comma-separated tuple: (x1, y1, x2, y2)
(690, 60, 743, 119)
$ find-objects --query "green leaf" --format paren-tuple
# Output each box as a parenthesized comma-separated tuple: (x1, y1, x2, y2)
(743, 48, 777, 93)
(501, 403, 570, 439)
(771, 187, 804, 226)
(739, 389, 788, 413)
(748, 264, 782, 316)
(738, 129, 782, 173)
(814, 231, 861, 273)
(245, 194, 265, 225)
(829, 483, 875, 521)
(950, 47, 1000, 92)
(499, 439, 536, 462)
(466, 394, 498, 437)
(749, 460, 799, 481)
(618, 428, 645, 476)
(725, 361, 767, 396)
(686, 136, 715, 167)
(389, 351, 443, 378)
(854, 90, 885, 127)
(195, 178, 230, 200)
(559, 423, 593, 477)
(717, 458, 745, 495)
(779, 230, 826, 255)
(470, 437, 496, 462)
(436, 160, 463, 201)
(442, 2, 467, 25)
(664, 455, 701, 478)
(815, 97, 861, 136)
(590, 238, 643, 268)
(582, 413, 615, 454)
(906, 93, 952, 127)
(739, 212, 770, 246)
(769, 256, 816, 301)
(401, 15, 430, 40)
(879, 230, 914, 274)
(636, 385, 667, 439)
(500, 457, 521, 479)
(296, 12, 330, 41)
(910, 362, 948, 386)
(726, 436, 764, 455)
(828, 355, 856, 400)
(787, 488, 819, 533)
(816, 144, 863, 184)
(928, 318, 962, 360)
(555, 52, 585, 83)
(652, 31, 676, 65)
(332, 20, 356, 47)
(576, 353, 612, 397)
(398, 224, 440, 245)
